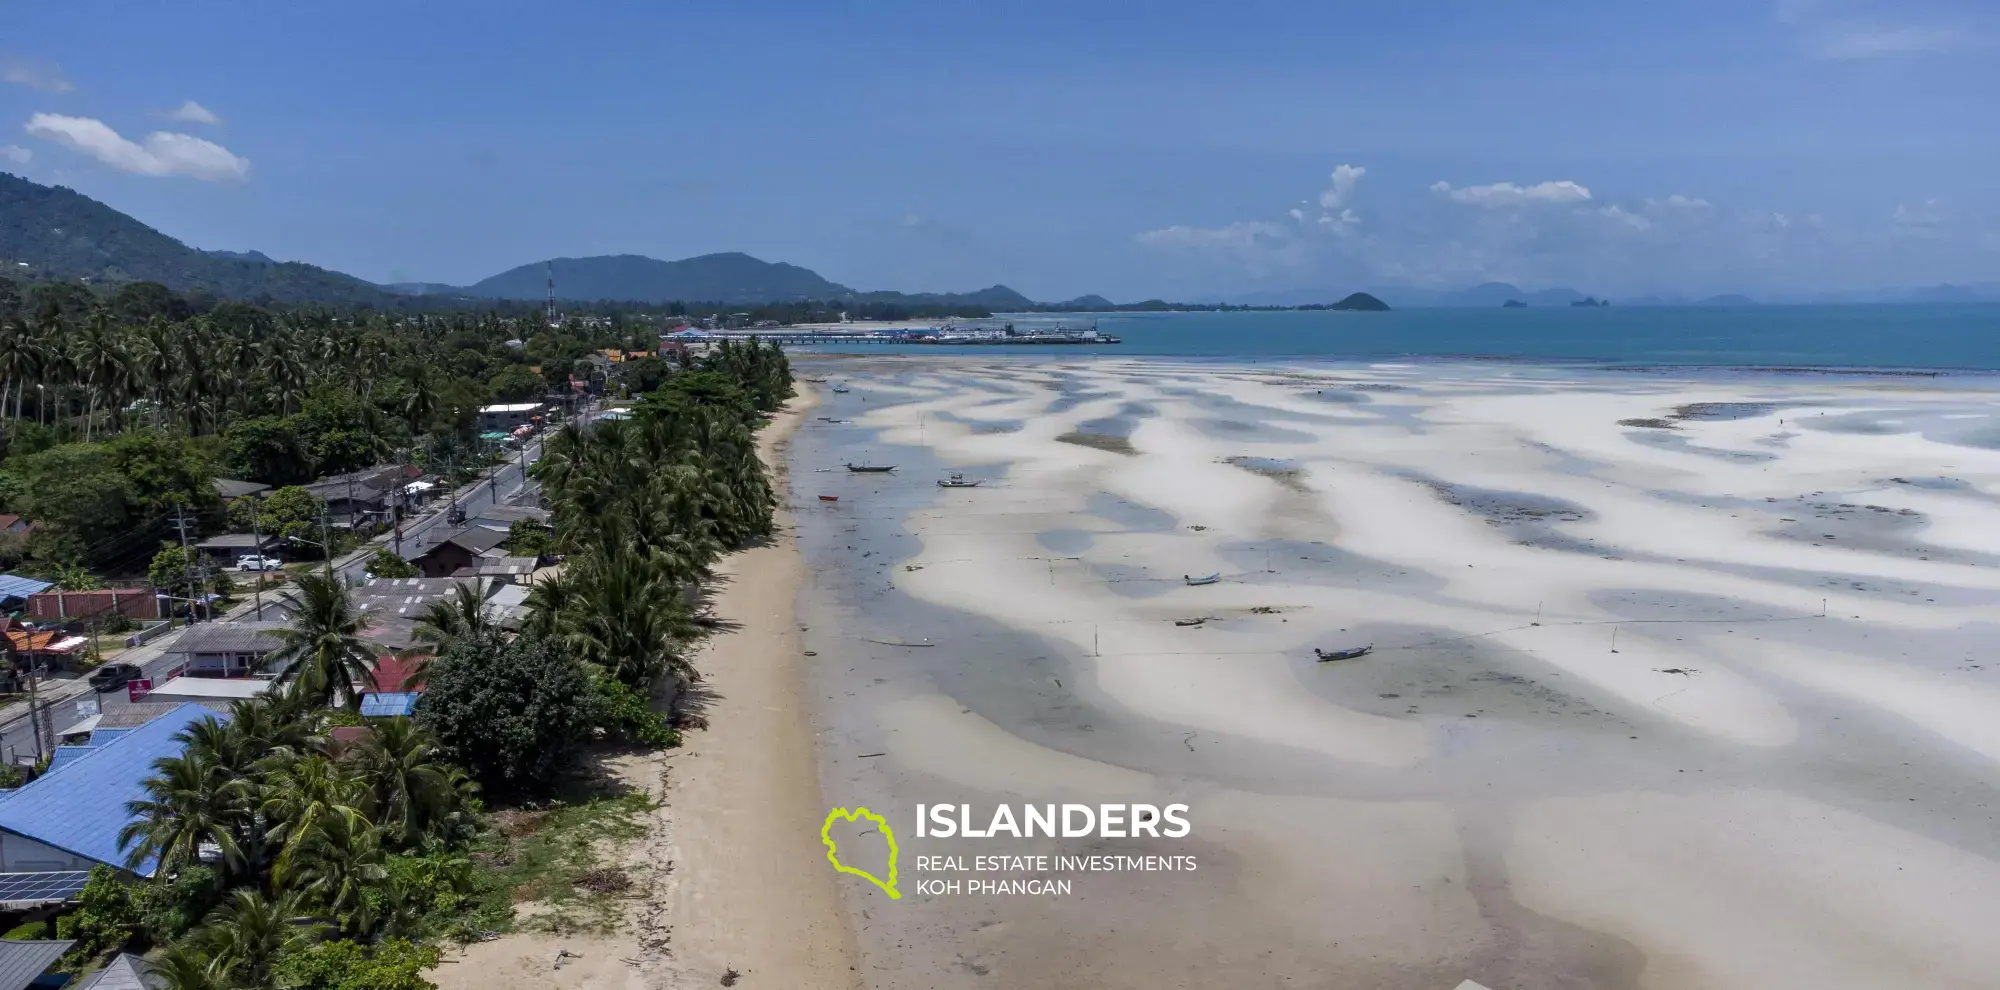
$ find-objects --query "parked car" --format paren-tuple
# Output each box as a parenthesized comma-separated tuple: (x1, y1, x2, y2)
(237, 555, 283, 571)
(89, 663, 144, 693)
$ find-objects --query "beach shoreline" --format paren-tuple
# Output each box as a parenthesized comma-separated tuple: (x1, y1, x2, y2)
(785, 355, 2000, 990)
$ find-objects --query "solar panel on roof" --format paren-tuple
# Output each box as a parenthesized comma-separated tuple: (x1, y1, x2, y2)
(0, 871, 92, 905)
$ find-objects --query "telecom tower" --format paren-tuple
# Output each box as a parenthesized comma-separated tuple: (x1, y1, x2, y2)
(545, 261, 558, 327)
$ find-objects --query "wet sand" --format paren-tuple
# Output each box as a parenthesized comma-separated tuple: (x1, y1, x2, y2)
(791, 357, 2000, 990)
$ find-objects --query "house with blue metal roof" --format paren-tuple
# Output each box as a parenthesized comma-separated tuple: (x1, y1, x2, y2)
(0, 574, 52, 609)
(0, 703, 225, 878)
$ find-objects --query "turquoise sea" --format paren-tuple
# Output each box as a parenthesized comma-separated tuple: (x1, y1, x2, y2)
(801, 304, 2000, 371)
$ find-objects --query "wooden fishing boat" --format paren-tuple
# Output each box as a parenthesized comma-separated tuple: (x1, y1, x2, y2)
(818, 495, 840, 502)
(1314, 646, 1373, 662)
(845, 463, 896, 473)
(937, 472, 981, 488)
(1184, 573, 1221, 586)
(831, 385, 851, 394)
(1173, 617, 1208, 627)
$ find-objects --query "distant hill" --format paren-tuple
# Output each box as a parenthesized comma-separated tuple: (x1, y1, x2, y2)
(461, 253, 852, 305)
(853, 284, 1037, 311)
(0, 172, 398, 305)
(1330, 292, 1390, 312)
(1050, 294, 1117, 311)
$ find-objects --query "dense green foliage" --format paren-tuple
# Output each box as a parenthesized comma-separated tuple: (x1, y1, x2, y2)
(527, 339, 790, 686)
(415, 633, 596, 795)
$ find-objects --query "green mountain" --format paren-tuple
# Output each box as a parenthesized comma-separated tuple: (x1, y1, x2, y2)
(463, 252, 852, 304)
(0, 171, 398, 305)
(1330, 292, 1390, 311)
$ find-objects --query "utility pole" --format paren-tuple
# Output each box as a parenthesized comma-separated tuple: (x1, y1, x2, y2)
(22, 623, 42, 763)
(172, 505, 198, 626)
(319, 503, 333, 581)
(250, 500, 265, 621)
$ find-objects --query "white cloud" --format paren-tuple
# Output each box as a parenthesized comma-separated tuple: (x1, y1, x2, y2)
(1287, 208, 1306, 221)
(0, 55, 73, 93)
(0, 145, 30, 165)
(1893, 199, 1945, 229)
(1431, 179, 1593, 207)
(1596, 205, 1653, 230)
(1137, 220, 1289, 251)
(1815, 24, 1963, 58)
(1647, 194, 1712, 211)
(23, 113, 250, 181)
(1318, 164, 1365, 210)
(164, 100, 222, 126)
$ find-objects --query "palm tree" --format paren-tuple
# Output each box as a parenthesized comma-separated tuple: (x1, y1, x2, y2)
(74, 309, 128, 441)
(564, 548, 695, 685)
(150, 942, 230, 990)
(401, 364, 440, 439)
(195, 889, 313, 990)
(278, 811, 388, 934)
(255, 749, 370, 879)
(120, 747, 253, 879)
(352, 717, 468, 847)
(411, 579, 494, 653)
(268, 573, 381, 709)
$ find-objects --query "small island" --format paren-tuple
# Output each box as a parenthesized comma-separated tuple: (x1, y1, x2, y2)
(1571, 296, 1610, 308)
(1503, 299, 1528, 308)
(1330, 291, 1390, 312)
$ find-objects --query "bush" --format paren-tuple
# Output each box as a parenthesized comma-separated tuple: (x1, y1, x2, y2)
(593, 675, 678, 747)
(369, 547, 419, 579)
(53, 867, 140, 966)
(415, 633, 597, 796)
(275, 938, 440, 990)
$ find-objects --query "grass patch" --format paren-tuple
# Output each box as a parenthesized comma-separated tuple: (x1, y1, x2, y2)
(466, 792, 657, 937)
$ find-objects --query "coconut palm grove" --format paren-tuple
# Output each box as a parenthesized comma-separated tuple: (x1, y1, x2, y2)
(0, 275, 795, 988)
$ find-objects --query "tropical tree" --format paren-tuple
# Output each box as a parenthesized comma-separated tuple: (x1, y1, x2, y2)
(268, 574, 380, 709)
(195, 889, 314, 990)
(410, 579, 493, 653)
(351, 717, 470, 848)
(257, 750, 370, 880)
(119, 744, 253, 879)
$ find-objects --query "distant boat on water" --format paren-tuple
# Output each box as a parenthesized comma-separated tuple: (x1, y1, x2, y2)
(937, 472, 980, 488)
(846, 463, 896, 472)
(818, 495, 840, 502)
(831, 384, 851, 393)
(1184, 573, 1221, 586)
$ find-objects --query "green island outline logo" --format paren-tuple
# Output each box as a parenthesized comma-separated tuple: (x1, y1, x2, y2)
(821, 807, 901, 899)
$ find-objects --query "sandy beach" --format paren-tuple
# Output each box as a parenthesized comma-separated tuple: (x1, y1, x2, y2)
(786, 357, 2000, 990)
(435, 387, 860, 990)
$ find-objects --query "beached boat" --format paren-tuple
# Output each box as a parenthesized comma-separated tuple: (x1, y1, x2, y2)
(818, 495, 840, 502)
(937, 472, 981, 488)
(804, 377, 829, 383)
(1184, 573, 1221, 586)
(1174, 617, 1208, 627)
(1314, 646, 1373, 662)
(846, 463, 896, 473)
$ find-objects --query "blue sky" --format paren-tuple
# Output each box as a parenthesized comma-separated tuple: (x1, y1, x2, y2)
(3, 0, 1995, 301)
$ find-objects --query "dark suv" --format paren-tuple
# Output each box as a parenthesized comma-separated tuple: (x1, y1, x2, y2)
(89, 663, 144, 693)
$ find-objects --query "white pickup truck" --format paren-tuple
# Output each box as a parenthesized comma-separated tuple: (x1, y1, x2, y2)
(237, 555, 284, 572)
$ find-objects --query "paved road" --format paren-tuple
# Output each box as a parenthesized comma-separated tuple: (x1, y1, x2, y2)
(0, 400, 598, 761)
(0, 627, 193, 765)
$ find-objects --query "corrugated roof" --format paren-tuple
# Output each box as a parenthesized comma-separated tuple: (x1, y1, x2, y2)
(360, 692, 420, 717)
(0, 940, 71, 990)
(211, 478, 271, 499)
(163, 621, 288, 655)
(77, 953, 154, 990)
(0, 939, 74, 990)
(0, 703, 225, 877)
(0, 574, 53, 601)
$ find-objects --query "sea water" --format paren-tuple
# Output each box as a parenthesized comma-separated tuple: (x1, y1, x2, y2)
(798, 304, 2000, 370)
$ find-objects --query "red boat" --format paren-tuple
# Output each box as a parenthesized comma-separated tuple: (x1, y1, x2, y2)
(818, 495, 839, 502)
